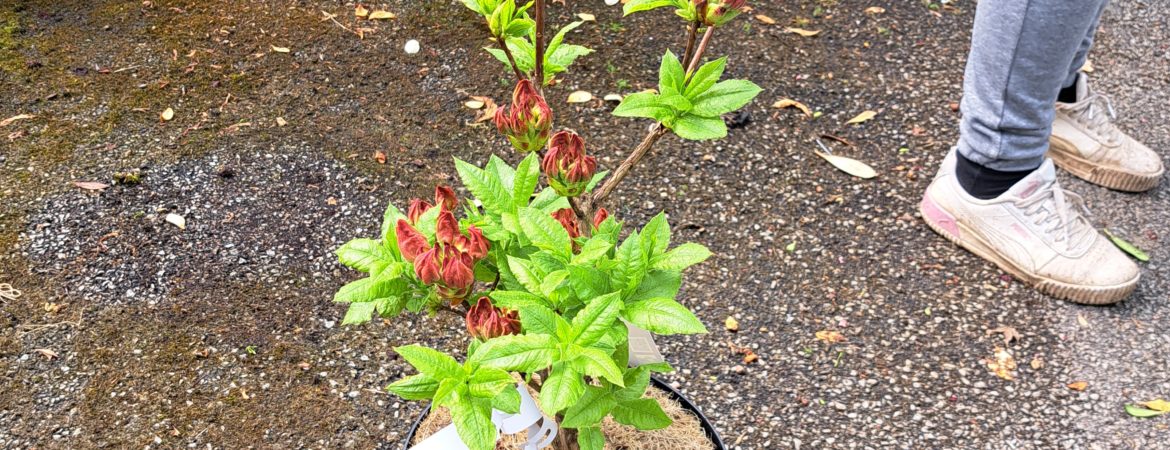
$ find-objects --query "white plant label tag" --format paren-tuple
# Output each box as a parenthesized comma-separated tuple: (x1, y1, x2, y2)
(411, 384, 556, 450)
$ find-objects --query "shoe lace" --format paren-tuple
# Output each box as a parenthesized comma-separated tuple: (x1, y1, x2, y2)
(1016, 183, 1096, 251)
(1067, 91, 1122, 144)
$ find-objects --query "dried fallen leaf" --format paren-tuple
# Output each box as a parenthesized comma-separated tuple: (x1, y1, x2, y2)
(814, 151, 878, 179)
(1143, 399, 1170, 412)
(33, 348, 59, 360)
(165, 213, 186, 230)
(724, 317, 739, 332)
(466, 96, 498, 123)
(276, 117, 288, 127)
(772, 98, 812, 117)
(846, 110, 877, 125)
(815, 330, 846, 344)
(741, 348, 759, 364)
(375, 151, 387, 164)
(72, 181, 110, 191)
(355, 4, 369, 18)
(271, 45, 290, 53)
(577, 13, 596, 21)
(864, 6, 886, 14)
(0, 113, 35, 127)
(464, 99, 486, 109)
(986, 326, 1021, 345)
(603, 94, 623, 102)
(369, 10, 396, 20)
(567, 91, 593, 103)
(160, 108, 175, 122)
(986, 347, 1017, 381)
(755, 14, 776, 24)
(1067, 381, 1088, 391)
(1103, 228, 1150, 262)
(1077, 313, 1090, 328)
(784, 27, 821, 37)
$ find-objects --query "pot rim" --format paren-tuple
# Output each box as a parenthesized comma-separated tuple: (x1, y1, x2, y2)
(401, 376, 726, 450)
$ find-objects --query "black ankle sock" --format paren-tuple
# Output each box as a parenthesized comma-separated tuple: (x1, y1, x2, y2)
(1057, 75, 1080, 103)
(954, 152, 1034, 200)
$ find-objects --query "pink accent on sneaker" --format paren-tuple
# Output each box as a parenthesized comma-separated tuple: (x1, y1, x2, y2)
(921, 195, 959, 238)
(1018, 181, 1041, 198)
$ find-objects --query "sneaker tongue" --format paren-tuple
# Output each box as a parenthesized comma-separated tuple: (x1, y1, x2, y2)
(1006, 159, 1056, 199)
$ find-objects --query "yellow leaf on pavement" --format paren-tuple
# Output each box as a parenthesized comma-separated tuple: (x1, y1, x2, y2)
(772, 98, 812, 117)
(1142, 399, 1170, 412)
(369, 10, 396, 20)
(815, 330, 846, 344)
(355, 4, 369, 18)
(814, 151, 878, 179)
(755, 14, 776, 24)
(784, 27, 821, 37)
(846, 110, 877, 125)
(724, 317, 739, 332)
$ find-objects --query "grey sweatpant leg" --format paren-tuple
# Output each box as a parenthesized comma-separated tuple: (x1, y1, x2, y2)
(958, 0, 1111, 172)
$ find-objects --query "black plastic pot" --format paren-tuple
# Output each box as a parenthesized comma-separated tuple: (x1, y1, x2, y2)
(402, 376, 726, 450)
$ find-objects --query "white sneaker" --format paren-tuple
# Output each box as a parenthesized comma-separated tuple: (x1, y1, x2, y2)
(1050, 75, 1164, 192)
(921, 151, 1140, 305)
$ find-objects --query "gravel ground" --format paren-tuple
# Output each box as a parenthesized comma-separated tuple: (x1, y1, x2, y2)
(2, 0, 1169, 449)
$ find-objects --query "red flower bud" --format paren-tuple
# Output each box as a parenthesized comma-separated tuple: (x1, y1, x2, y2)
(407, 199, 433, 224)
(414, 247, 441, 285)
(465, 297, 520, 340)
(696, 0, 746, 26)
(495, 80, 553, 153)
(551, 208, 581, 240)
(434, 185, 458, 211)
(466, 225, 489, 259)
(435, 209, 461, 246)
(592, 208, 609, 230)
(542, 130, 597, 197)
(440, 249, 475, 291)
(396, 220, 431, 263)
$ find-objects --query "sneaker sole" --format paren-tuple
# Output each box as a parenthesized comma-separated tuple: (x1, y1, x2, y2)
(1048, 137, 1163, 192)
(920, 193, 1138, 305)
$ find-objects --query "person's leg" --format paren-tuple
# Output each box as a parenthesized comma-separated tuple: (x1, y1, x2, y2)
(1058, 0, 1109, 102)
(921, 0, 1140, 305)
(956, 0, 1109, 195)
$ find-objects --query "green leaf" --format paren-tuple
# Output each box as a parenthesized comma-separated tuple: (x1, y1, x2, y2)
(615, 232, 648, 297)
(518, 304, 559, 335)
(562, 386, 617, 428)
(342, 301, 377, 325)
(490, 290, 554, 311)
(513, 153, 541, 207)
(540, 270, 569, 298)
(573, 238, 613, 265)
(1104, 229, 1151, 262)
(394, 345, 464, 379)
(628, 270, 681, 302)
(491, 387, 521, 414)
(507, 256, 544, 294)
(623, 297, 708, 335)
(690, 79, 762, 117)
(658, 50, 686, 94)
(615, 367, 652, 401)
(547, 45, 593, 77)
(1125, 404, 1169, 418)
(612, 398, 673, 430)
(685, 57, 727, 98)
(671, 114, 727, 140)
(573, 346, 625, 385)
(539, 363, 585, 414)
(504, 18, 534, 37)
(380, 202, 406, 255)
(612, 91, 674, 122)
(519, 207, 573, 258)
(566, 265, 612, 301)
(651, 242, 712, 271)
(486, 154, 516, 192)
(455, 158, 515, 215)
(433, 378, 464, 407)
(546, 21, 584, 58)
(571, 292, 624, 346)
(623, 0, 678, 16)
(658, 91, 693, 112)
(530, 187, 570, 212)
(470, 334, 557, 372)
(450, 396, 496, 450)
(333, 268, 408, 305)
(640, 213, 671, 256)
(468, 367, 515, 398)
(386, 373, 439, 400)
(336, 238, 390, 274)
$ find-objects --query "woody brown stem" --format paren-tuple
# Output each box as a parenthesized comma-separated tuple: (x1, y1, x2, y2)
(681, 20, 700, 64)
(685, 25, 716, 77)
(496, 35, 526, 81)
(534, 0, 546, 87)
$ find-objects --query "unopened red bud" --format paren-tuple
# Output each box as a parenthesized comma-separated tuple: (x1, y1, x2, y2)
(396, 220, 431, 263)
(414, 248, 441, 284)
(407, 199, 433, 224)
(465, 297, 520, 340)
(434, 185, 458, 211)
(551, 208, 581, 240)
(592, 208, 609, 230)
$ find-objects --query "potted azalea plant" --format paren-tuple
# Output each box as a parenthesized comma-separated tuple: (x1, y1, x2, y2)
(332, 0, 759, 449)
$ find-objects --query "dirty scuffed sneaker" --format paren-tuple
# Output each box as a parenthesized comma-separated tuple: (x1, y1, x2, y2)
(1050, 75, 1164, 192)
(921, 151, 1140, 305)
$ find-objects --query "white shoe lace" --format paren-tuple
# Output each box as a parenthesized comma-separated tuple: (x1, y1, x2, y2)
(1066, 91, 1122, 144)
(1015, 183, 1096, 251)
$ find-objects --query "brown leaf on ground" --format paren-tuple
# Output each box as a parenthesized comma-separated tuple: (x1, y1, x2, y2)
(374, 151, 387, 164)
(368, 10, 396, 20)
(72, 181, 110, 191)
(355, 4, 369, 18)
(846, 110, 877, 124)
(864, 6, 886, 14)
(815, 330, 846, 344)
(772, 98, 812, 117)
(1067, 381, 1088, 391)
(33, 348, 59, 360)
(986, 326, 1021, 345)
(0, 114, 35, 127)
(784, 27, 821, 37)
(755, 14, 776, 24)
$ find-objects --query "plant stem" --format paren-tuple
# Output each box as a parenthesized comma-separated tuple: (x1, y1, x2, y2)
(685, 25, 716, 77)
(496, 35, 526, 81)
(554, 418, 579, 450)
(534, 0, 546, 87)
(681, 20, 700, 64)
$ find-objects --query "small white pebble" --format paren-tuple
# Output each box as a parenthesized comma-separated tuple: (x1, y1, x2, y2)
(404, 39, 420, 54)
(605, 0, 619, 5)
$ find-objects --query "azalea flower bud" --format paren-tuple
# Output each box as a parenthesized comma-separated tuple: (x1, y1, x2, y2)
(435, 209, 461, 246)
(466, 297, 520, 340)
(396, 220, 431, 263)
(465, 226, 489, 259)
(435, 185, 458, 211)
(494, 79, 553, 153)
(695, 0, 746, 26)
(407, 199, 433, 224)
(414, 247, 441, 285)
(541, 130, 597, 197)
(438, 248, 475, 299)
(551, 208, 582, 240)
(592, 208, 609, 230)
